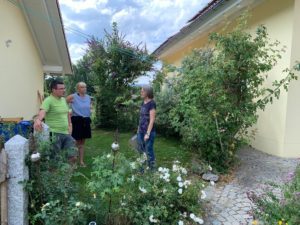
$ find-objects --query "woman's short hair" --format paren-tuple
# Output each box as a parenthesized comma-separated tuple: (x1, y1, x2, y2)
(142, 85, 154, 99)
(76, 82, 87, 90)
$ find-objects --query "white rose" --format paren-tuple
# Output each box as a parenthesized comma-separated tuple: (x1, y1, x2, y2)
(139, 186, 147, 193)
(149, 215, 158, 223)
(178, 220, 184, 225)
(190, 213, 196, 219)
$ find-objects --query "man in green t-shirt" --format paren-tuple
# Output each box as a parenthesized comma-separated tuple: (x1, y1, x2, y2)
(34, 80, 77, 163)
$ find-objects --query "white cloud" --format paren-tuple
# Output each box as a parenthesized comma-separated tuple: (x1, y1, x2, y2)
(100, 7, 115, 16)
(60, 0, 212, 61)
(59, 0, 108, 13)
(62, 14, 87, 31)
(111, 7, 137, 24)
(111, 0, 211, 52)
(68, 43, 88, 63)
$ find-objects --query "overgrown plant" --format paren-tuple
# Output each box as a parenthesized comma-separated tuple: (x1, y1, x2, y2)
(250, 165, 300, 225)
(86, 151, 205, 225)
(120, 160, 205, 225)
(156, 15, 298, 171)
(84, 22, 156, 130)
(24, 136, 90, 225)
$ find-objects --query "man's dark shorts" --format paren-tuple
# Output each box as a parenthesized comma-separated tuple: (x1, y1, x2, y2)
(50, 132, 78, 158)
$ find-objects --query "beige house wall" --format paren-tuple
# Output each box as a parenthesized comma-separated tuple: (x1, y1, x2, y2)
(0, 0, 44, 120)
(282, 0, 300, 157)
(248, 0, 295, 157)
(159, 0, 299, 157)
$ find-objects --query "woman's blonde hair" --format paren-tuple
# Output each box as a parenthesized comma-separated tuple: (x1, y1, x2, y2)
(76, 82, 87, 90)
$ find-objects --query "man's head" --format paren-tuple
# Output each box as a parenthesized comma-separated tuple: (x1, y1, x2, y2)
(50, 79, 65, 97)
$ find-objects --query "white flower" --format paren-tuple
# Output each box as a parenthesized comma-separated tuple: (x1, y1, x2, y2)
(163, 188, 167, 193)
(178, 220, 184, 225)
(130, 175, 135, 182)
(31, 152, 41, 162)
(208, 165, 212, 171)
(111, 142, 119, 151)
(121, 201, 126, 206)
(174, 160, 180, 164)
(183, 180, 191, 188)
(130, 162, 136, 169)
(195, 217, 204, 224)
(139, 186, 147, 193)
(201, 190, 207, 199)
(190, 213, 196, 220)
(183, 212, 187, 218)
(149, 215, 158, 223)
(177, 176, 182, 182)
(173, 164, 179, 172)
(202, 184, 205, 188)
(178, 188, 183, 194)
(41, 202, 50, 211)
(178, 182, 184, 187)
(75, 202, 81, 207)
(106, 154, 111, 158)
(210, 181, 215, 186)
(181, 167, 187, 175)
(158, 167, 163, 172)
(93, 193, 96, 199)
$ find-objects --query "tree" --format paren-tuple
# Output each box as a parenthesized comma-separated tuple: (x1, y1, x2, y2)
(78, 23, 156, 129)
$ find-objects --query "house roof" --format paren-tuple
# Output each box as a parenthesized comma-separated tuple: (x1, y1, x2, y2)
(19, 0, 73, 75)
(152, 0, 260, 58)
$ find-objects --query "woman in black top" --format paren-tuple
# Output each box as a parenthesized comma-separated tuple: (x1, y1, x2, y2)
(137, 85, 156, 169)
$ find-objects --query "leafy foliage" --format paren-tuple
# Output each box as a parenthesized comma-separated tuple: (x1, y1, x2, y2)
(83, 22, 156, 129)
(86, 151, 205, 225)
(24, 137, 90, 225)
(154, 16, 298, 171)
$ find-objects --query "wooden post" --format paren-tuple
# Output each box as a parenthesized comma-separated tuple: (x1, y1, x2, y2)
(0, 148, 8, 225)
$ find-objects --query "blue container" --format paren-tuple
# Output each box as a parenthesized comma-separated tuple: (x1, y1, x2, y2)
(0, 121, 32, 142)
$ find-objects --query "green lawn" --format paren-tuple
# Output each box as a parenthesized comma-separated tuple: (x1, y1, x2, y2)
(77, 129, 194, 177)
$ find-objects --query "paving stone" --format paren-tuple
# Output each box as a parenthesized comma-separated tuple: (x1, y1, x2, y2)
(203, 147, 298, 225)
(212, 220, 222, 225)
(202, 173, 219, 182)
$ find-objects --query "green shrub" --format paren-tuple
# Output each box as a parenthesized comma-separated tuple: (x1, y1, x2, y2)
(24, 137, 90, 225)
(154, 77, 180, 137)
(156, 15, 298, 172)
(86, 151, 206, 225)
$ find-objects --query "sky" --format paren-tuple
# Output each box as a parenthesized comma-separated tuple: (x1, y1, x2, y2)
(58, 0, 211, 83)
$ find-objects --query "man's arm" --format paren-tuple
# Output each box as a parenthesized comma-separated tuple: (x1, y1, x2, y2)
(33, 109, 46, 131)
(68, 111, 72, 134)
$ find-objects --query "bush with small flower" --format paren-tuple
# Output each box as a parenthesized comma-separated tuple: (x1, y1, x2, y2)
(24, 138, 91, 225)
(32, 199, 91, 225)
(251, 165, 300, 225)
(119, 159, 205, 225)
(85, 151, 206, 225)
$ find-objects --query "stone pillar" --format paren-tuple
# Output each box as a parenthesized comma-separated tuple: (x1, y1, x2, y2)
(4, 135, 28, 225)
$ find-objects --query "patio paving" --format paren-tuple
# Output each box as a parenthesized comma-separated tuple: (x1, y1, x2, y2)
(202, 147, 299, 225)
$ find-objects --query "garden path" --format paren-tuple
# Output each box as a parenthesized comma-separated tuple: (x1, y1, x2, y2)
(203, 147, 299, 225)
